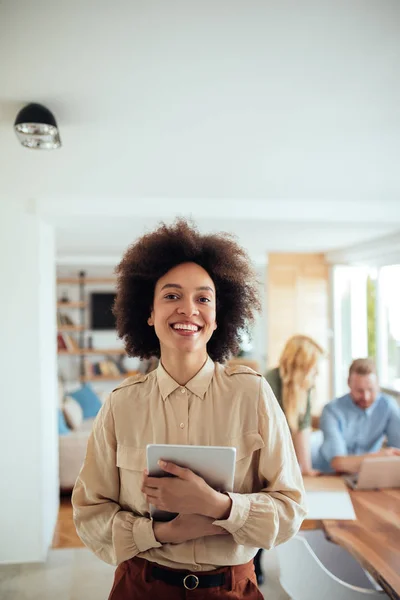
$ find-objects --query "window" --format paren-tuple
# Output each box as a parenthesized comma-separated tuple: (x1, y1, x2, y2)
(333, 264, 400, 395)
(377, 265, 400, 390)
(366, 272, 377, 360)
(333, 266, 370, 395)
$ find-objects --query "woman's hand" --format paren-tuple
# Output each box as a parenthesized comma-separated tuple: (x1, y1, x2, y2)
(153, 513, 229, 545)
(142, 461, 231, 519)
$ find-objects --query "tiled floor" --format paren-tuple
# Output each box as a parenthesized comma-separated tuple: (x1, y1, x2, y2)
(0, 547, 288, 600)
(0, 549, 114, 600)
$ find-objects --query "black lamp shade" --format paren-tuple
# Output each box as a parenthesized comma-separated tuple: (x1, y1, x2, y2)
(14, 103, 61, 149)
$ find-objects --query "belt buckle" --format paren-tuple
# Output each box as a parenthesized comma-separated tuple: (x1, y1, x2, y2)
(183, 574, 199, 590)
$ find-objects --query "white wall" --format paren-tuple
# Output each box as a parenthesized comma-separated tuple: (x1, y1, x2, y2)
(249, 263, 268, 373)
(0, 199, 58, 563)
(39, 221, 59, 553)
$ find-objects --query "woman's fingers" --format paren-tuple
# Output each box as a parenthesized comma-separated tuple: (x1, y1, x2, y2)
(142, 485, 160, 497)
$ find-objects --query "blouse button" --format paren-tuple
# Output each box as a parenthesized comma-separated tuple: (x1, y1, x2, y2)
(180, 388, 186, 394)
(180, 423, 185, 429)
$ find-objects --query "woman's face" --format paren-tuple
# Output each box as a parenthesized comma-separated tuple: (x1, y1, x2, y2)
(148, 262, 217, 359)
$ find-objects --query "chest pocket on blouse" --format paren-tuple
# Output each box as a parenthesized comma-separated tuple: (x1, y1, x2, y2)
(116, 445, 148, 513)
(231, 432, 265, 493)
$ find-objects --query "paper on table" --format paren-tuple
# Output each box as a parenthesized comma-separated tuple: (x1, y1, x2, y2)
(303, 476, 356, 520)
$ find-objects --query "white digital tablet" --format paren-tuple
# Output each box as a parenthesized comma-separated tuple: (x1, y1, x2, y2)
(146, 444, 236, 521)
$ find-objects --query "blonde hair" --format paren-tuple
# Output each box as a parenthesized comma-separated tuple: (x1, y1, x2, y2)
(279, 335, 324, 432)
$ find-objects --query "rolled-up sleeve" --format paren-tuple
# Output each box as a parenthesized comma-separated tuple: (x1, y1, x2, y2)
(72, 397, 161, 566)
(318, 405, 348, 468)
(386, 397, 400, 448)
(213, 378, 307, 549)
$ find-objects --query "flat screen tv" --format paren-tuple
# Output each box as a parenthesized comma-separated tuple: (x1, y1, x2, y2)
(91, 292, 116, 330)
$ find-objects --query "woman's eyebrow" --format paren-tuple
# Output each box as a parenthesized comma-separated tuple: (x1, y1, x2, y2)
(160, 283, 182, 291)
(160, 283, 214, 294)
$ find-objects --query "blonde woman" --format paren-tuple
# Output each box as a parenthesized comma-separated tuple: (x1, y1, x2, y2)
(266, 335, 324, 477)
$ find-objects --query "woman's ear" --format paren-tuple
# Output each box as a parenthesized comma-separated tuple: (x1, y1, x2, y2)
(148, 309, 154, 327)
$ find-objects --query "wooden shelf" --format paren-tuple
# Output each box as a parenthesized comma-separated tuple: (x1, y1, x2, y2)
(57, 274, 123, 383)
(58, 348, 126, 356)
(80, 371, 140, 382)
(81, 375, 124, 381)
(57, 278, 116, 285)
(57, 302, 87, 309)
(85, 348, 125, 355)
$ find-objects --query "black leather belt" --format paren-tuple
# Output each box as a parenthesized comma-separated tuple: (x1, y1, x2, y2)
(151, 565, 226, 590)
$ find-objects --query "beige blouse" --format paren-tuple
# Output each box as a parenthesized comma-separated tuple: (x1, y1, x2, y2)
(72, 357, 307, 570)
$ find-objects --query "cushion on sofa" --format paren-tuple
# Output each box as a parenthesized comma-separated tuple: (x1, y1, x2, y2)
(58, 409, 71, 435)
(59, 428, 92, 489)
(63, 396, 84, 430)
(69, 383, 102, 419)
(58, 378, 65, 409)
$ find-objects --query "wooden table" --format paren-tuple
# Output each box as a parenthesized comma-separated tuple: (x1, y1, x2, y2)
(302, 481, 400, 599)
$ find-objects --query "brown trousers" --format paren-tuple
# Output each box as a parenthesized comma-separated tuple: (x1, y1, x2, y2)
(108, 557, 264, 599)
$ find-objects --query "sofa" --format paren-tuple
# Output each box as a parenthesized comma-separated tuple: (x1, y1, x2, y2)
(58, 380, 105, 491)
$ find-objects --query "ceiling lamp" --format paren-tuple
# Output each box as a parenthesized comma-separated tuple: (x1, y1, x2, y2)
(14, 103, 61, 149)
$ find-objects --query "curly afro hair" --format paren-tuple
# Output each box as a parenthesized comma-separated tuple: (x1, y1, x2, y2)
(113, 219, 261, 363)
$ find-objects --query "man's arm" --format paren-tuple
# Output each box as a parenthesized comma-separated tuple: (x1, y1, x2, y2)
(321, 399, 400, 474)
(331, 453, 368, 474)
(385, 397, 400, 448)
(318, 405, 351, 472)
(332, 448, 400, 473)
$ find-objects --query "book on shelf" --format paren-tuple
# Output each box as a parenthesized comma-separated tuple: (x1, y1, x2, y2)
(107, 360, 121, 377)
(93, 363, 102, 376)
(64, 334, 80, 352)
(98, 360, 111, 376)
(57, 311, 76, 327)
(83, 357, 127, 379)
(114, 355, 127, 374)
(58, 332, 80, 352)
(57, 333, 68, 351)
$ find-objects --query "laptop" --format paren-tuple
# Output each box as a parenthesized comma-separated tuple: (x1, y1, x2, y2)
(344, 456, 400, 490)
(146, 444, 236, 521)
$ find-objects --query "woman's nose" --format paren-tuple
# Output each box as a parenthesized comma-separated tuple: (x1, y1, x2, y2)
(177, 298, 199, 316)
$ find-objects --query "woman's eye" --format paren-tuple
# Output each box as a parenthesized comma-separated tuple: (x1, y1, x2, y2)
(198, 297, 211, 303)
(165, 294, 179, 300)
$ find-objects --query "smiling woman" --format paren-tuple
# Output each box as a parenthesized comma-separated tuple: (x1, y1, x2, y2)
(72, 218, 307, 600)
(112, 219, 260, 363)
(147, 262, 218, 367)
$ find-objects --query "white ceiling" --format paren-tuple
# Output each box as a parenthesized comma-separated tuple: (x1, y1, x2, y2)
(53, 213, 396, 263)
(1, 1, 400, 262)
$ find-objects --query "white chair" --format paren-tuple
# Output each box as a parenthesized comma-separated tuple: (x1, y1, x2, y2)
(276, 536, 386, 600)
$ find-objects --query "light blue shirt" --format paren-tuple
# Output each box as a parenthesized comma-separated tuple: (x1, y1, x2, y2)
(314, 392, 400, 473)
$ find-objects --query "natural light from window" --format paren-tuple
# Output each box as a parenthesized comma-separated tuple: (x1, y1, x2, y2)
(334, 264, 400, 395)
(378, 265, 400, 391)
